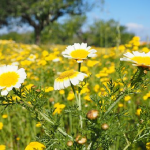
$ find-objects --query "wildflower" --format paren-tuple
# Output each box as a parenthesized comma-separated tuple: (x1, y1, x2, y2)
(118, 103, 124, 108)
(28, 54, 36, 61)
(54, 70, 87, 90)
(44, 87, 54, 92)
(120, 51, 150, 68)
(146, 142, 150, 150)
(124, 95, 131, 102)
(25, 142, 46, 150)
(36, 122, 42, 127)
(59, 89, 65, 95)
(67, 92, 75, 101)
(62, 43, 97, 63)
(53, 103, 66, 115)
(16, 137, 20, 141)
(0, 145, 6, 150)
(2, 114, 8, 119)
(0, 65, 26, 95)
(0, 122, 3, 130)
(94, 84, 100, 92)
(136, 108, 141, 116)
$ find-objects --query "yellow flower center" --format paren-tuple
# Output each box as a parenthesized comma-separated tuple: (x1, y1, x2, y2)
(70, 49, 89, 59)
(131, 56, 150, 65)
(58, 70, 78, 79)
(0, 72, 19, 87)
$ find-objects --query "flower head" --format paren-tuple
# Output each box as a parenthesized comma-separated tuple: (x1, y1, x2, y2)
(53, 103, 66, 115)
(62, 43, 97, 63)
(25, 142, 46, 150)
(0, 65, 26, 95)
(0, 145, 6, 150)
(120, 51, 150, 68)
(54, 70, 87, 90)
(0, 122, 3, 130)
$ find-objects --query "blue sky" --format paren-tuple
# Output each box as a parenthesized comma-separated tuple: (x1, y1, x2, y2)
(86, 0, 150, 41)
(0, 0, 150, 41)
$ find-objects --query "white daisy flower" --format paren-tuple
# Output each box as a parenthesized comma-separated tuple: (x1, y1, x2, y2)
(62, 43, 97, 63)
(54, 70, 87, 90)
(28, 54, 36, 61)
(0, 65, 26, 95)
(120, 51, 150, 68)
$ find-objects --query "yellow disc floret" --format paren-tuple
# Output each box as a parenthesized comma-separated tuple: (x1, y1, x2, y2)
(131, 56, 150, 65)
(0, 72, 19, 87)
(70, 49, 89, 59)
(57, 70, 78, 79)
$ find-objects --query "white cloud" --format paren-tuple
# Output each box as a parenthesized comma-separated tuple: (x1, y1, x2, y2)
(126, 23, 150, 41)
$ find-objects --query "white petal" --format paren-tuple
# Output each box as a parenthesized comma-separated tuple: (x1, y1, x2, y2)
(80, 43, 87, 49)
(63, 78, 71, 88)
(70, 78, 79, 85)
(74, 43, 81, 49)
(1, 90, 8, 96)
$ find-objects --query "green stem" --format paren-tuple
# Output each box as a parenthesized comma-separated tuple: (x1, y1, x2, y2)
(78, 63, 83, 128)
(22, 101, 73, 140)
(7, 109, 13, 150)
(104, 93, 125, 116)
(70, 83, 79, 104)
(39, 111, 73, 139)
(78, 92, 82, 128)
(69, 112, 72, 133)
(78, 63, 81, 72)
(131, 67, 144, 87)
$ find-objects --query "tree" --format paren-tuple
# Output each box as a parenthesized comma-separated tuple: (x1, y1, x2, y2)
(41, 16, 86, 44)
(85, 19, 135, 47)
(0, 0, 99, 44)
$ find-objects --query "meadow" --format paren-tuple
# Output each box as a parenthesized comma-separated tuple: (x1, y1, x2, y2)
(0, 37, 150, 150)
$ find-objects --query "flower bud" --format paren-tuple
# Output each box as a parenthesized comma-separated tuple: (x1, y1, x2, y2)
(144, 70, 147, 74)
(76, 135, 87, 145)
(36, 89, 41, 92)
(49, 98, 54, 102)
(101, 123, 109, 130)
(67, 141, 73, 147)
(86, 110, 99, 120)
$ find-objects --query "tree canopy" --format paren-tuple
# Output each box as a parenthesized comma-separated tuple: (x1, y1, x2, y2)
(0, 0, 99, 44)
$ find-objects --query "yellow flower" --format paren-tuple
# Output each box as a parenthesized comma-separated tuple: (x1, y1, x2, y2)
(53, 103, 65, 115)
(142, 47, 149, 53)
(54, 70, 87, 90)
(118, 103, 124, 108)
(94, 84, 100, 92)
(21, 60, 32, 66)
(81, 66, 89, 73)
(0, 122, 3, 130)
(25, 84, 34, 90)
(124, 95, 131, 102)
(87, 60, 99, 67)
(36, 122, 42, 127)
(37, 60, 47, 66)
(16, 137, 20, 141)
(0, 65, 26, 95)
(42, 50, 49, 57)
(62, 43, 97, 63)
(136, 108, 141, 116)
(0, 145, 6, 150)
(59, 90, 65, 95)
(146, 142, 150, 150)
(25, 142, 46, 150)
(67, 92, 75, 101)
(44, 87, 54, 92)
(84, 95, 91, 101)
(2, 114, 8, 119)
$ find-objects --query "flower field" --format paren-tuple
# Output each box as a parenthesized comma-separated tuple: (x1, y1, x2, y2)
(0, 37, 150, 150)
